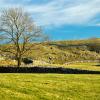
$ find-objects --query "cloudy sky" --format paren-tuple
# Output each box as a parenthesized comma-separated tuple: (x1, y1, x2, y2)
(0, 0, 100, 40)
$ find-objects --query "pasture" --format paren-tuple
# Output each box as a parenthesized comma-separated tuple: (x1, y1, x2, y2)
(0, 61, 99, 100)
(0, 74, 100, 100)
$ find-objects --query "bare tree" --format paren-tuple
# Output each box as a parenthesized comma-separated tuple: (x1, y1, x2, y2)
(0, 8, 48, 67)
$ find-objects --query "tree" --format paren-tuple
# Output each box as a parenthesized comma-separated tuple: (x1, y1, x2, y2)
(0, 8, 48, 67)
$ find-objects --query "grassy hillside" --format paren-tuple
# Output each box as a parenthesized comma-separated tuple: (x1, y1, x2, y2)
(0, 74, 100, 100)
(24, 38, 100, 64)
(0, 38, 100, 65)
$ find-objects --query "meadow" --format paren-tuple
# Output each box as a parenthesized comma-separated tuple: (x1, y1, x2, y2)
(0, 39, 100, 100)
(65, 62, 100, 71)
(0, 6, 100, 100)
(0, 61, 99, 100)
(0, 74, 100, 100)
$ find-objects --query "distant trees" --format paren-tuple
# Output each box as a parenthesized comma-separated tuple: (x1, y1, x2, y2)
(0, 8, 48, 67)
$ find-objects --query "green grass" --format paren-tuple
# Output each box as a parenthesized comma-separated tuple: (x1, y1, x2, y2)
(65, 62, 100, 71)
(0, 74, 100, 100)
(35, 62, 100, 71)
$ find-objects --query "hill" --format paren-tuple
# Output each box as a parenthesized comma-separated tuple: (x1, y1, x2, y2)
(0, 38, 100, 65)
(25, 38, 100, 64)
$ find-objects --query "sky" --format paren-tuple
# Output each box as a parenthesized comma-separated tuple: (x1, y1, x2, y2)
(0, 0, 100, 40)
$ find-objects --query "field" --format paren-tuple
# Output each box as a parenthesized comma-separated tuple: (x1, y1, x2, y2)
(33, 62, 100, 72)
(0, 74, 100, 100)
(0, 39, 100, 100)
(0, 6, 100, 100)
(65, 62, 100, 71)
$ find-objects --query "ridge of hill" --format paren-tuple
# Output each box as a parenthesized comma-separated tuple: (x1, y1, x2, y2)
(0, 38, 100, 65)
(26, 38, 100, 64)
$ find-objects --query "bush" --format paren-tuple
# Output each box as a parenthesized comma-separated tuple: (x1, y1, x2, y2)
(22, 58, 33, 64)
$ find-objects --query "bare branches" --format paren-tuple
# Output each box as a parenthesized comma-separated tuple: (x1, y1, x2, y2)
(0, 8, 48, 67)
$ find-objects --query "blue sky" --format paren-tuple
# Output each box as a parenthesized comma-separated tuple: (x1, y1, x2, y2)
(0, 0, 100, 40)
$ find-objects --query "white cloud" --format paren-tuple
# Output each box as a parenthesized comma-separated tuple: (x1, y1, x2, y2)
(0, 0, 100, 27)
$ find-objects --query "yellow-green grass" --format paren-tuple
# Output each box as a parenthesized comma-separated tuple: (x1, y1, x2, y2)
(0, 59, 100, 72)
(65, 62, 100, 71)
(0, 59, 16, 66)
(0, 74, 99, 100)
(33, 62, 100, 71)
(1, 38, 100, 65)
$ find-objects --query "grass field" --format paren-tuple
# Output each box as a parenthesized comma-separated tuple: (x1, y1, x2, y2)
(0, 74, 100, 100)
(36, 62, 100, 71)
(65, 62, 100, 71)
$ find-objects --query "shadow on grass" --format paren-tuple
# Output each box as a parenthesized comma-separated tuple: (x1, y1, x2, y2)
(95, 64, 100, 67)
(0, 66, 100, 74)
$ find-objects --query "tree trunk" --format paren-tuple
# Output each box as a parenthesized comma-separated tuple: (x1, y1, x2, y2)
(17, 57, 21, 67)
